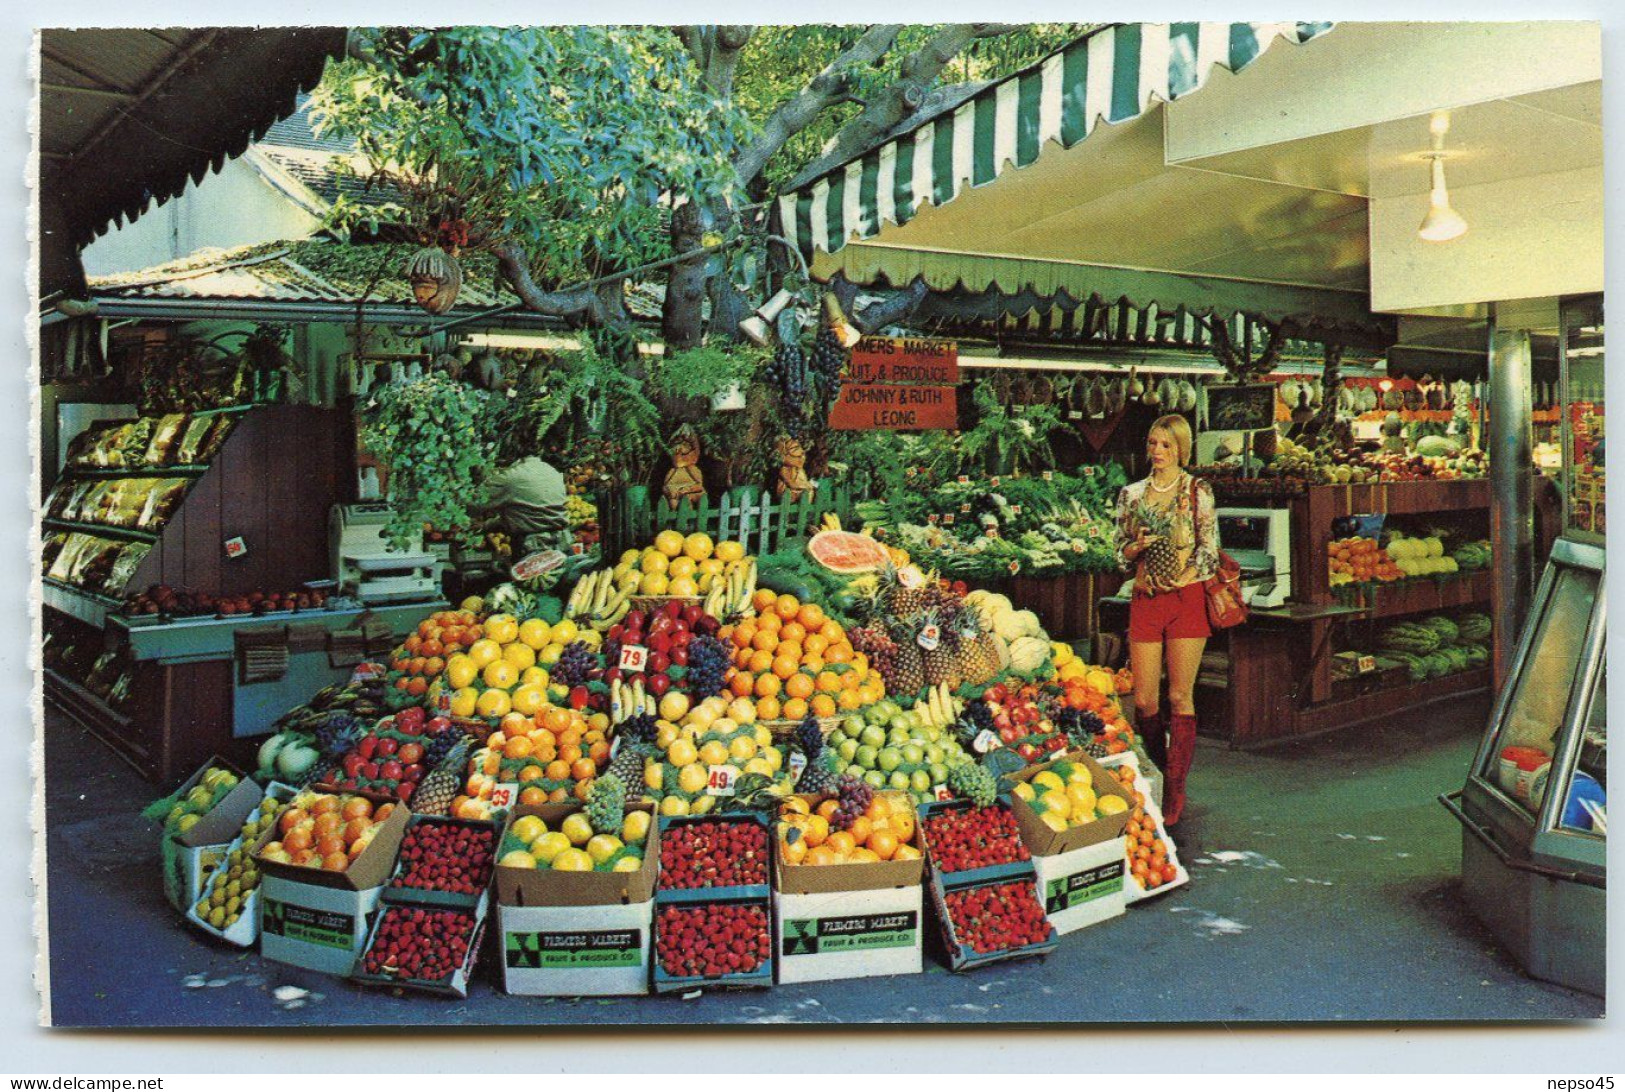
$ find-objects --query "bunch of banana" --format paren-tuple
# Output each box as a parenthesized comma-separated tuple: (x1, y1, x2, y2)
(820, 512, 843, 531)
(608, 675, 653, 725)
(566, 568, 633, 630)
(701, 558, 758, 621)
(914, 682, 963, 731)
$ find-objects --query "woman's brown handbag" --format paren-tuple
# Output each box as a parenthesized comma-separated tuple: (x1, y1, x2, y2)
(1191, 478, 1248, 629)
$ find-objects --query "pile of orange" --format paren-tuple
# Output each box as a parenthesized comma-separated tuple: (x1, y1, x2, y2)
(1108, 765, 1179, 891)
(777, 792, 920, 866)
(455, 705, 614, 817)
(1328, 537, 1401, 583)
(718, 591, 885, 721)
(389, 610, 484, 696)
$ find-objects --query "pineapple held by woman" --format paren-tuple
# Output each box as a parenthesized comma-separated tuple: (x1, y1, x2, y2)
(1133, 502, 1188, 590)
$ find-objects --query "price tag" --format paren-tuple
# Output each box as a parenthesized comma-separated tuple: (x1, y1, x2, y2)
(788, 751, 808, 782)
(571, 542, 586, 556)
(927, 513, 940, 525)
(1010, 505, 1022, 516)
(1082, 466, 1096, 478)
(223, 535, 248, 559)
(973, 729, 1000, 755)
(432, 688, 453, 714)
(905, 466, 917, 479)
(917, 623, 941, 651)
(1042, 471, 1055, 482)
(933, 784, 954, 802)
(1007, 560, 1022, 575)
(943, 513, 955, 526)
(1356, 655, 1377, 674)
(960, 503, 972, 513)
(1071, 541, 1086, 554)
(957, 475, 970, 485)
(488, 782, 520, 810)
(348, 662, 385, 685)
(706, 764, 740, 796)
(985, 528, 1000, 539)
(618, 644, 649, 673)
(990, 477, 1001, 488)
(1068, 410, 1083, 421)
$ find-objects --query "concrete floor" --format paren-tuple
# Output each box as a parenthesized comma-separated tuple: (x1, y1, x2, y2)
(41, 698, 1604, 1027)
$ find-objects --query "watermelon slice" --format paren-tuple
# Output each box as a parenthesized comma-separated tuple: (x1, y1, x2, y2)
(807, 530, 890, 573)
(511, 549, 566, 582)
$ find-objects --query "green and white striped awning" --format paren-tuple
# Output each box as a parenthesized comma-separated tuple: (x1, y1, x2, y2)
(773, 21, 1335, 258)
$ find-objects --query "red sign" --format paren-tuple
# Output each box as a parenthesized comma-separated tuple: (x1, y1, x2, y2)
(849, 336, 959, 384)
(829, 384, 958, 431)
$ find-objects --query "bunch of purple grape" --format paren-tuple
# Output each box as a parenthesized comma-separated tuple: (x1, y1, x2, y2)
(550, 640, 598, 688)
(686, 633, 730, 698)
(829, 774, 874, 833)
(766, 339, 813, 439)
(808, 322, 848, 409)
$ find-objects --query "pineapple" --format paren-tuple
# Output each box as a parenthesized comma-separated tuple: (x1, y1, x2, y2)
(794, 717, 839, 794)
(607, 713, 657, 797)
(879, 561, 929, 618)
(1135, 501, 1184, 587)
(411, 739, 469, 816)
(888, 620, 925, 698)
(919, 610, 955, 689)
(950, 608, 997, 686)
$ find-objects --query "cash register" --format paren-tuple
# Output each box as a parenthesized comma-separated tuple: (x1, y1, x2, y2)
(1215, 507, 1293, 608)
(330, 502, 439, 604)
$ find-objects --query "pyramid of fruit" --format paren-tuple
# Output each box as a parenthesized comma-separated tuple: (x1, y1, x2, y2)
(455, 703, 614, 819)
(638, 695, 789, 817)
(823, 699, 977, 805)
(612, 530, 757, 618)
(718, 591, 886, 723)
(385, 608, 485, 705)
(434, 612, 597, 721)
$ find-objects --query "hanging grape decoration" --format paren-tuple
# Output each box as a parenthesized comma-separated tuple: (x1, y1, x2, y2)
(766, 322, 849, 442)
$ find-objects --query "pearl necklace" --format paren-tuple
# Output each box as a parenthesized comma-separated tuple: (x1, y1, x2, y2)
(1147, 470, 1182, 494)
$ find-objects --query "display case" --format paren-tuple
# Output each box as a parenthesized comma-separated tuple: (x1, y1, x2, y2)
(1443, 534, 1604, 997)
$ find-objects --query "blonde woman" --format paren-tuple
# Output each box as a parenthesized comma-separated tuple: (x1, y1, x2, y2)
(1114, 414, 1219, 825)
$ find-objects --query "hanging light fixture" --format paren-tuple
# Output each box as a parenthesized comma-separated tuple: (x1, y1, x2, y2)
(1417, 112, 1468, 243)
(738, 289, 795, 346)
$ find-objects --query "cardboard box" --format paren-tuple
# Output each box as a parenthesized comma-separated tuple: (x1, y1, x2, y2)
(775, 792, 923, 896)
(494, 802, 658, 908)
(499, 899, 653, 997)
(384, 814, 502, 909)
(1032, 836, 1127, 936)
(929, 868, 1058, 972)
(260, 873, 384, 975)
(1095, 753, 1189, 903)
(184, 782, 298, 947)
(654, 812, 771, 903)
(1007, 751, 1133, 858)
(256, 802, 409, 974)
(775, 884, 924, 984)
(351, 896, 489, 998)
(159, 758, 260, 913)
(916, 795, 1035, 887)
(491, 803, 658, 996)
(651, 895, 774, 993)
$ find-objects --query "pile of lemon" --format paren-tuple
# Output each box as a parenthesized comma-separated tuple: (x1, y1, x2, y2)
(496, 808, 653, 873)
(1012, 760, 1129, 832)
(613, 530, 747, 598)
(639, 695, 790, 817)
(432, 613, 598, 720)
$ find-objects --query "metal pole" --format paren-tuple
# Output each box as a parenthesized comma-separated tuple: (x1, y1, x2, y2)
(1487, 322, 1533, 687)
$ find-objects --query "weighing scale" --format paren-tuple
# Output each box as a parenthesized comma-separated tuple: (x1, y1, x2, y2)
(329, 503, 439, 604)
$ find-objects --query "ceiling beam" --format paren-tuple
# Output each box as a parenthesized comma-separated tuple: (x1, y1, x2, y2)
(38, 46, 135, 94)
(67, 28, 223, 168)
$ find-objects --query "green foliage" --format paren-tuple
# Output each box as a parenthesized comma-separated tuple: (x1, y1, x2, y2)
(954, 381, 1077, 477)
(312, 27, 746, 281)
(359, 374, 500, 548)
(499, 340, 664, 483)
(647, 344, 767, 403)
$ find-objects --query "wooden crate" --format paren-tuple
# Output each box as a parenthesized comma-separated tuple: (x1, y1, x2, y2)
(599, 482, 858, 559)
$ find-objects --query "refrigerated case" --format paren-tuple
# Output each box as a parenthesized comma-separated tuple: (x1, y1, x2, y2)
(1443, 296, 1605, 998)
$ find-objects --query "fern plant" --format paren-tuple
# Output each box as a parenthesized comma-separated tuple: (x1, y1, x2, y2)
(954, 380, 1075, 477)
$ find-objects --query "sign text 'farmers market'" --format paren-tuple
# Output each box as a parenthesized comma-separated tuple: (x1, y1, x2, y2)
(832, 337, 958, 431)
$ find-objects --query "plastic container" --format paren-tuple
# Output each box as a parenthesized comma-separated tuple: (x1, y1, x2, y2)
(1497, 746, 1550, 795)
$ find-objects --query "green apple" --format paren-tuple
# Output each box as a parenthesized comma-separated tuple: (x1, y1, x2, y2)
(865, 770, 888, 789)
(911, 769, 933, 793)
(828, 729, 848, 748)
(837, 738, 859, 762)
(901, 743, 924, 765)
(924, 744, 944, 765)
(855, 745, 878, 769)
(889, 770, 912, 791)
(845, 764, 865, 780)
(860, 724, 886, 749)
(877, 748, 902, 773)
(841, 715, 866, 736)
(928, 762, 949, 785)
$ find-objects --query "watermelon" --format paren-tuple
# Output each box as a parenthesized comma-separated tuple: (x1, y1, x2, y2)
(807, 530, 890, 573)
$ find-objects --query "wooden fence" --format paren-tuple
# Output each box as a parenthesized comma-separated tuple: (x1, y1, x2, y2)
(598, 482, 860, 559)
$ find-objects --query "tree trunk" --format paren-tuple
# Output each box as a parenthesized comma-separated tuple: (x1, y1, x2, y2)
(662, 202, 707, 351)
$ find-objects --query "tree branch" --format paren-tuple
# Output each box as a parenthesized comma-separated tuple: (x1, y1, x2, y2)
(706, 25, 754, 95)
(735, 24, 904, 186)
(493, 244, 602, 321)
(671, 25, 705, 57)
(855, 279, 930, 334)
(797, 24, 1020, 184)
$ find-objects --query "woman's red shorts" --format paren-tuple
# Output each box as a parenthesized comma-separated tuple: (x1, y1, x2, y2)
(1128, 581, 1212, 643)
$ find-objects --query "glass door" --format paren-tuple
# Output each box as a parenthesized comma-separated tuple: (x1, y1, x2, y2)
(1561, 296, 1605, 542)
